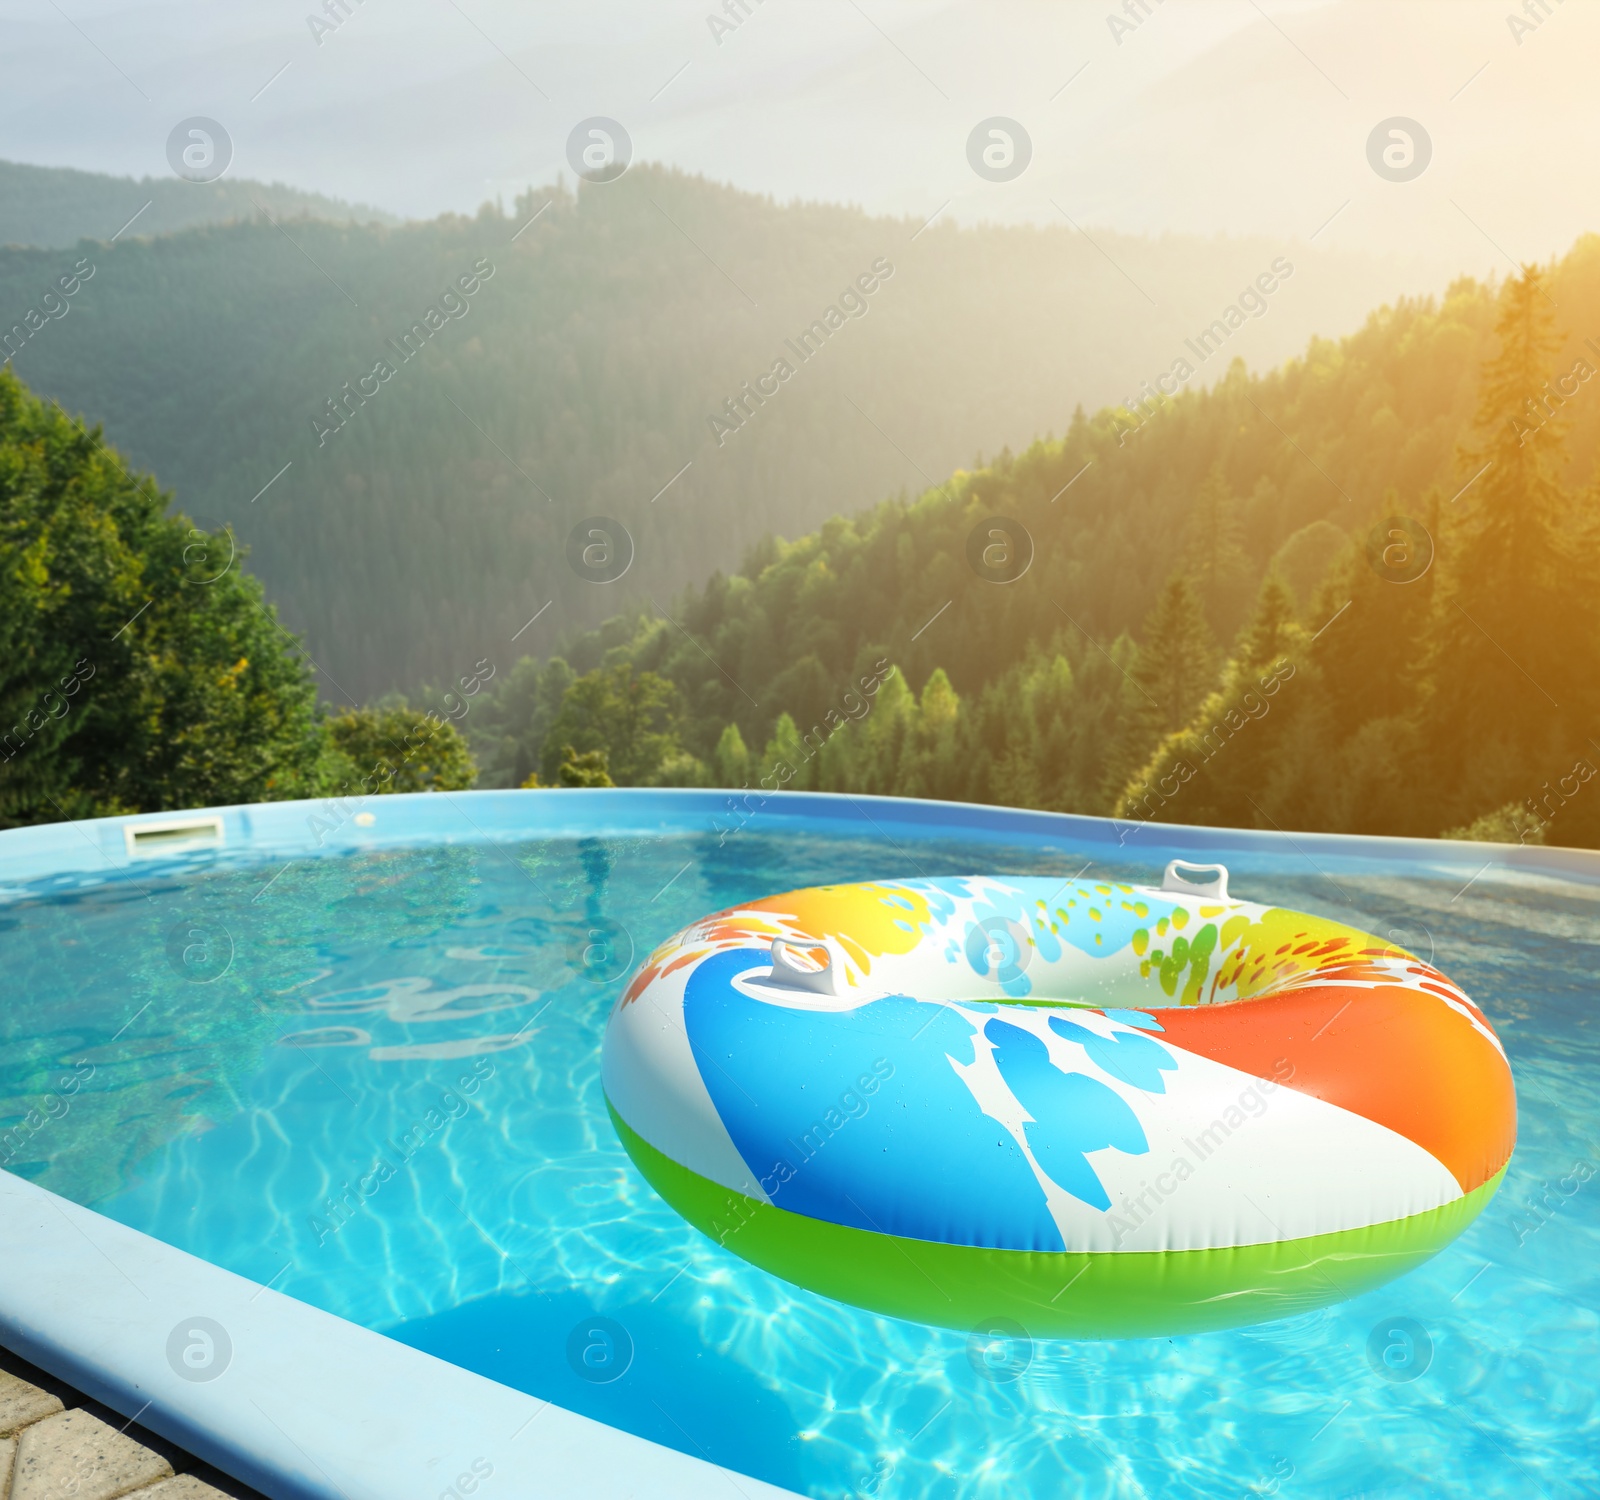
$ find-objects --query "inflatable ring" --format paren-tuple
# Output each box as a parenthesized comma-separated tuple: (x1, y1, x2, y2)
(603, 864, 1515, 1338)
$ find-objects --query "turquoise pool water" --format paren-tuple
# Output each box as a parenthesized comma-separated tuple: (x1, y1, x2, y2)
(2, 794, 1595, 1497)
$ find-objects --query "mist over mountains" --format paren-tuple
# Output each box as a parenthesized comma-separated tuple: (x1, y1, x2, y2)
(0, 158, 394, 249)
(0, 157, 1458, 699)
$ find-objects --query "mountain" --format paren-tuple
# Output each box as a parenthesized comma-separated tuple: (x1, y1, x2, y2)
(7, 1, 1595, 277)
(0, 161, 1452, 701)
(0, 159, 395, 249)
(466, 241, 1600, 846)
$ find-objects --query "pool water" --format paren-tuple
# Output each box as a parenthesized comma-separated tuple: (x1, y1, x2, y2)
(2, 804, 1596, 1498)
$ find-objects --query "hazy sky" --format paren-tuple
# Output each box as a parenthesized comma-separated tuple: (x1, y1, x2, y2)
(4, 0, 1596, 276)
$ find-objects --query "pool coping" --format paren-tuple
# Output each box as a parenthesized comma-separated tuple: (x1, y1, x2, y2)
(0, 1168, 804, 1500)
(2, 788, 1596, 1500)
(2, 785, 1597, 891)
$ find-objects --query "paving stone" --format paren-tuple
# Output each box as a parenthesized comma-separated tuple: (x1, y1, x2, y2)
(10, 1410, 172, 1500)
(1, 1434, 15, 1499)
(136, 1478, 235, 1500)
(0, 1373, 62, 1438)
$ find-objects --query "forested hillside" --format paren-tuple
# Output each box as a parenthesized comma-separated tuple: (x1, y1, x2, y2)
(0, 369, 471, 828)
(11, 156, 1600, 845)
(1, 161, 1444, 699)
(0, 159, 393, 248)
(471, 245, 1600, 848)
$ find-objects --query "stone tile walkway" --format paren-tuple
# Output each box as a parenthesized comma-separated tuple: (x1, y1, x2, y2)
(0, 1371, 234, 1500)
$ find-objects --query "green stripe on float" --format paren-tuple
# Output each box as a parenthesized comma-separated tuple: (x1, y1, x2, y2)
(609, 1101, 1504, 1339)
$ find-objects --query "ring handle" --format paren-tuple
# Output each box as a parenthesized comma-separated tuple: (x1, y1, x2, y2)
(769, 937, 838, 996)
(1161, 860, 1230, 900)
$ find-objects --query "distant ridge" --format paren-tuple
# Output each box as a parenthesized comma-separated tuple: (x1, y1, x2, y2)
(0, 161, 1469, 698)
(0, 159, 398, 249)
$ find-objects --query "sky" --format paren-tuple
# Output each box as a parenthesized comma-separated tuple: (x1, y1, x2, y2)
(3, 0, 1598, 282)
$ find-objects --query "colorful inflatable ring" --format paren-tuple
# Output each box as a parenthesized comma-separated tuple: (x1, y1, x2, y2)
(603, 863, 1515, 1338)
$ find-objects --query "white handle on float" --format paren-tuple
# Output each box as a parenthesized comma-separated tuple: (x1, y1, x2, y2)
(1161, 859, 1230, 900)
(768, 937, 838, 996)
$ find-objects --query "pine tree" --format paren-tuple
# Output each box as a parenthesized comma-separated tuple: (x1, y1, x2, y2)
(1113, 573, 1310, 832)
(1133, 574, 1217, 734)
(1458, 266, 1569, 600)
(898, 668, 961, 799)
(1185, 463, 1247, 627)
(1232, 572, 1298, 673)
(711, 722, 752, 787)
(857, 672, 914, 795)
(759, 713, 810, 790)
(1419, 264, 1600, 832)
(1098, 578, 1216, 806)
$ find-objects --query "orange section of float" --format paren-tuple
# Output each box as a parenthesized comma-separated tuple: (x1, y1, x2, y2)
(1147, 980, 1516, 1195)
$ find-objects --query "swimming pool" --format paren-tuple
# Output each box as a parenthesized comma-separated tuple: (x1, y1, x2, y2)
(2, 790, 1595, 1498)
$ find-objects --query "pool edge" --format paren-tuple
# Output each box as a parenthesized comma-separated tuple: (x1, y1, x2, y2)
(0, 1168, 805, 1500)
(2, 788, 1597, 891)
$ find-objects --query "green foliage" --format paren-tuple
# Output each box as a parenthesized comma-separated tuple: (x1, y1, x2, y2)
(1184, 464, 1248, 631)
(0, 368, 487, 827)
(760, 713, 812, 790)
(1443, 802, 1547, 845)
(321, 703, 477, 794)
(470, 655, 575, 789)
(1419, 265, 1600, 831)
(538, 662, 682, 786)
(5, 160, 1514, 699)
(1099, 576, 1216, 803)
(1114, 574, 1311, 831)
(13, 197, 1600, 853)
(0, 369, 324, 825)
(465, 250, 1527, 794)
(712, 722, 753, 787)
(475, 260, 1600, 850)
(1134, 574, 1219, 734)
(1106, 266, 1600, 847)
(554, 744, 614, 788)
(1267, 519, 1348, 612)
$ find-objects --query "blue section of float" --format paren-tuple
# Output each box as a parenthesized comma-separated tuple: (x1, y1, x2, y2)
(682, 948, 1069, 1251)
(983, 1019, 1149, 1212)
(1046, 1018, 1177, 1094)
